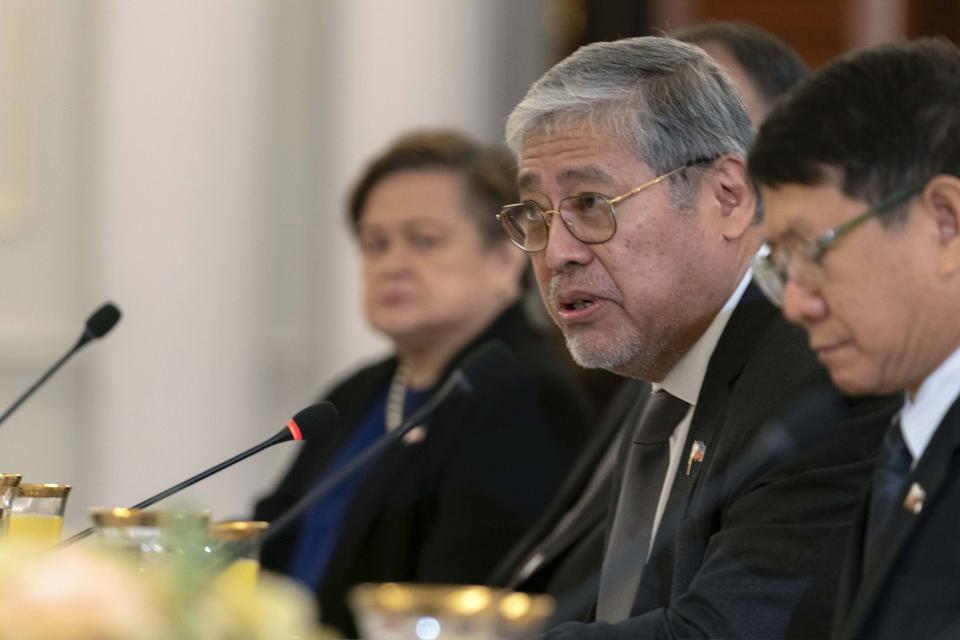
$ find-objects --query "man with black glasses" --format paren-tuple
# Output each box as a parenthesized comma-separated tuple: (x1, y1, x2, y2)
(495, 36, 898, 639)
(750, 38, 960, 640)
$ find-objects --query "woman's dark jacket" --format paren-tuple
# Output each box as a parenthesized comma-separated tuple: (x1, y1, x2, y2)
(254, 303, 593, 635)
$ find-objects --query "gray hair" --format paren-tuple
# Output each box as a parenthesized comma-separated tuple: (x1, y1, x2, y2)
(506, 37, 753, 205)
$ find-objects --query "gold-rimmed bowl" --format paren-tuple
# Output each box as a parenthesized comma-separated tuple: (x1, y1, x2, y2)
(348, 583, 555, 639)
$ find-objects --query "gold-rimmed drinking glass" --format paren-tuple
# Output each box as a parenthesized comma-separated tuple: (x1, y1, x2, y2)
(90, 507, 211, 570)
(8, 483, 71, 544)
(208, 520, 268, 594)
(0, 474, 22, 536)
(349, 583, 556, 640)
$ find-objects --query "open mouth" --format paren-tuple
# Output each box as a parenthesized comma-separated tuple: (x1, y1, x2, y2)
(555, 294, 604, 321)
(549, 276, 610, 320)
(561, 298, 597, 312)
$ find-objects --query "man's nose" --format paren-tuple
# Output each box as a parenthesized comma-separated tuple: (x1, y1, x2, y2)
(542, 212, 593, 271)
(782, 277, 828, 325)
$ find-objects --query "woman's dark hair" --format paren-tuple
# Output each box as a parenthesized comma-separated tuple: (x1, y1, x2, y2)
(348, 129, 517, 246)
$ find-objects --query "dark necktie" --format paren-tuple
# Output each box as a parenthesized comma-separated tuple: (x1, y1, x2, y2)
(596, 389, 690, 622)
(863, 418, 912, 570)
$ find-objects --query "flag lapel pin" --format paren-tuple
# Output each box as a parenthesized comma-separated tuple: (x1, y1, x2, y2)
(686, 440, 706, 476)
(903, 482, 926, 514)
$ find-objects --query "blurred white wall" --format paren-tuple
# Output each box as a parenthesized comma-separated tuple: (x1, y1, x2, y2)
(0, 0, 555, 533)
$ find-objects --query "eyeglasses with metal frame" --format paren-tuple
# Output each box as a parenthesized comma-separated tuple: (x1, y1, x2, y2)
(751, 181, 926, 307)
(497, 157, 717, 253)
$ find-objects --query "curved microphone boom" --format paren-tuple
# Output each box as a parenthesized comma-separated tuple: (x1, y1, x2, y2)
(0, 302, 122, 429)
(245, 340, 515, 556)
(60, 402, 338, 546)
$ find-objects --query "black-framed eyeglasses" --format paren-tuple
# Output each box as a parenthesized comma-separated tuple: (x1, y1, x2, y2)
(497, 157, 717, 253)
(751, 181, 926, 307)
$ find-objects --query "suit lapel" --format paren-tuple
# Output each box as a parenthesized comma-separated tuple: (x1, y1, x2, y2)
(561, 380, 646, 535)
(832, 494, 869, 639)
(839, 397, 960, 640)
(544, 479, 613, 563)
(638, 287, 779, 604)
(499, 380, 644, 584)
(659, 288, 777, 530)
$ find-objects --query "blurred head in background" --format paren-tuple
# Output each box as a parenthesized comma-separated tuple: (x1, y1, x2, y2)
(348, 131, 526, 383)
(672, 21, 808, 127)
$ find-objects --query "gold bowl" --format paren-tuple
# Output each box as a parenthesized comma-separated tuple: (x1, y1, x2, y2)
(348, 582, 555, 639)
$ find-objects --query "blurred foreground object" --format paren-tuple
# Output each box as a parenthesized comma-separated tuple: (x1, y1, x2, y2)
(0, 512, 332, 640)
(8, 484, 70, 545)
(349, 582, 555, 640)
(208, 519, 269, 595)
(0, 475, 22, 535)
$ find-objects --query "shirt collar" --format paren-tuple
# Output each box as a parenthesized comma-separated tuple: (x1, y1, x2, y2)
(653, 270, 752, 406)
(901, 344, 960, 461)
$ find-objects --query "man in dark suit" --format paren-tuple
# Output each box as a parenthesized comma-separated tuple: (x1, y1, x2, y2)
(749, 38, 960, 640)
(494, 35, 900, 638)
(488, 23, 812, 608)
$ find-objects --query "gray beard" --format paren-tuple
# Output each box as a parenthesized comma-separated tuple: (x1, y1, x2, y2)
(545, 273, 685, 379)
(564, 330, 641, 371)
(561, 321, 682, 381)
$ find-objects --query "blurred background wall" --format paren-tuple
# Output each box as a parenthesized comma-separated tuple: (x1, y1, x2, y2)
(0, 0, 957, 533)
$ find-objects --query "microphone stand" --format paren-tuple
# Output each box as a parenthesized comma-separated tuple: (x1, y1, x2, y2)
(0, 302, 121, 429)
(60, 428, 301, 547)
(247, 370, 469, 556)
(0, 335, 89, 428)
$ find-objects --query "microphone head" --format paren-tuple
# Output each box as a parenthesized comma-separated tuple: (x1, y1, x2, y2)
(85, 302, 122, 340)
(284, 401, 339, 442)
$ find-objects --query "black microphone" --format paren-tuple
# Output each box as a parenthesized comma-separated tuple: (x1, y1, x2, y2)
(60, 402, 339, 546)
(546, 385, 844, 627)
(0, 302, 122, 428)
(244, 340, 515, 556)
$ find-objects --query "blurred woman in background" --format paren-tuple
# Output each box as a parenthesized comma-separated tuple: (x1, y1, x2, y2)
(255, 130, 592, 636)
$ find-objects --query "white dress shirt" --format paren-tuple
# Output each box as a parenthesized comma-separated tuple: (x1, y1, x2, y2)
(644, 270, 752, 553)
(900, 344, 960, 465)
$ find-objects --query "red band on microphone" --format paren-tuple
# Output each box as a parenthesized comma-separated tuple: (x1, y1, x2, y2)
(287, 418, 304, 441)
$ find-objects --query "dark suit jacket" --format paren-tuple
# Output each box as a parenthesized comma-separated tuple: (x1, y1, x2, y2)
(254, 303, 592, 637)
(832, 395, 960, 640)
(544, 287, 902, 639)
(488, 379, 644, 615)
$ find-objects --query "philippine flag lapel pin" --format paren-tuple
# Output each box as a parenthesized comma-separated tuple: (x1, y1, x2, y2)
(903, 482, 926, 514)
(686, 440, 706, 476)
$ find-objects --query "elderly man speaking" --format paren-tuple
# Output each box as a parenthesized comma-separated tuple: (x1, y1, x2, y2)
(750, 38, 960, 640)
(497, 36, 898, 638)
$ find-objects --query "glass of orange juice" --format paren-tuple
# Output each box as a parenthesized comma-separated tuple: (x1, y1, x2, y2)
(0, 474, 23, 537)
(208, 520, 268, 594)
(8, 483, 71, 544)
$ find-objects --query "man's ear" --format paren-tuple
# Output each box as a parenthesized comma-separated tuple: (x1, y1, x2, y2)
(710, 156, 757, 241)
(923, 174, 960, 275)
